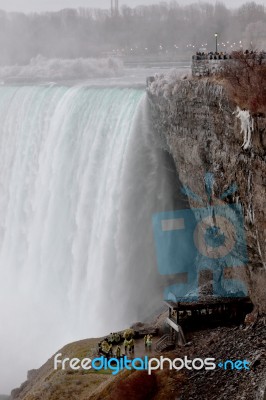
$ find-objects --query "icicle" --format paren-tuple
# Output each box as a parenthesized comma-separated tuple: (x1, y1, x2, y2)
(235, 107, 254, 150)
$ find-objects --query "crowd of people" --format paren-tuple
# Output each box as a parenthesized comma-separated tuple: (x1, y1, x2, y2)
(97, 332, 121, 359)
(97, 330, 153, 359)
(193, 51, 231, 60)
(193, 49, 266, 61)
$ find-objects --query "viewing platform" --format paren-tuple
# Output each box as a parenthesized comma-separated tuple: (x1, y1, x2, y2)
(158, 296, 253, 352)
(164, 296, 252, 334)
(192, 52, 231, 77)
(192, 50, 266, 77)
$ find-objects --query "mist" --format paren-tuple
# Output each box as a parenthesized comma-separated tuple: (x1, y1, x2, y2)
(0, 0, 265, 12)
(0, 1, 264, 67)
(0, 0, 265, 395)
(0, 55, 123, 82)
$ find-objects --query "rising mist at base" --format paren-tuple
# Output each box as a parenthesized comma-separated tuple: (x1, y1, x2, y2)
(0, 86, 181, 392)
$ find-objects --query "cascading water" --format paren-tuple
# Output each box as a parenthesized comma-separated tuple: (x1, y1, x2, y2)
(0, 86, 179, 392)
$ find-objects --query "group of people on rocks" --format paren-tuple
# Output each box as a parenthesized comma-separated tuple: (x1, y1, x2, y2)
(98, 332, 121, 359)
(97, 329, 153, 359)
(97, 329, 135, 359)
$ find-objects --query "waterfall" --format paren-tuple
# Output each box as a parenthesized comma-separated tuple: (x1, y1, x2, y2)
(0, 86, 178, 392)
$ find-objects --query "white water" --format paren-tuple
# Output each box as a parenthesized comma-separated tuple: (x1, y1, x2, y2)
(0, 56, 123, 83)
(0, 86, 177, 392)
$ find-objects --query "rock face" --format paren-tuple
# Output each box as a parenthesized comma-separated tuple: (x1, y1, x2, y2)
(174, 318, 266, 400)
(147, 77, 266, 313)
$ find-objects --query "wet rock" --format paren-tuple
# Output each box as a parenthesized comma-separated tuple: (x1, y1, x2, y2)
(130, 322, 158, 337)
(27, 369, 38, 381)
(148, 78, 266, 314)
(244, 309, 258, 327)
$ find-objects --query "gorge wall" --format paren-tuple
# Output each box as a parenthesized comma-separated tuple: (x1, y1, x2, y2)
(147, 77, 266, 313)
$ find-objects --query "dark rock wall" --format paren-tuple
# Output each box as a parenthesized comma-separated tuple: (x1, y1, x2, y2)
(147, 78, 266, 313)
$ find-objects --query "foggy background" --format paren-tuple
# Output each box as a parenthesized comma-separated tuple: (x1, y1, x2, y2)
(0, 1, 264, 65)
(1, 1, 266, 13)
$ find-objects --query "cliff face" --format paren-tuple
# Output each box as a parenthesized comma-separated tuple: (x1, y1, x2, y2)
(147, 77, 266, 313)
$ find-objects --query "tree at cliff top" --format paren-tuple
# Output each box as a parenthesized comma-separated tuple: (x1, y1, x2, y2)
(219, 50, 266, 114)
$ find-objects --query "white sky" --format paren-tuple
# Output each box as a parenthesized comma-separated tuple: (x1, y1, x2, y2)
(0, 0, 265, 13)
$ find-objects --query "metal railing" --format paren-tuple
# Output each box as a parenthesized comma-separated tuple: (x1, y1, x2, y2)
(155, 334, 175, 353)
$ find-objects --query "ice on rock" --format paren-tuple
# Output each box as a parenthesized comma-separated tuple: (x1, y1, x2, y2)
(235, 107, 254, 150)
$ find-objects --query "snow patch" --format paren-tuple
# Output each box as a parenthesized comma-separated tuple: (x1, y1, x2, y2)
(147, 69, 190, 98)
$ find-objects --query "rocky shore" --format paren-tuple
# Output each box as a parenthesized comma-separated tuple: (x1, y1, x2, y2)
(10, 315, 266, 400)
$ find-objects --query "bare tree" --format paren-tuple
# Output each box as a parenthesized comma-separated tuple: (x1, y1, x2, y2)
(219, 50, 266, 114)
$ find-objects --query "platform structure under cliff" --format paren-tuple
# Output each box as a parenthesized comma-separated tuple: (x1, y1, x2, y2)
(155, 296, 253, 352)
(164, 296, 253, 338)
